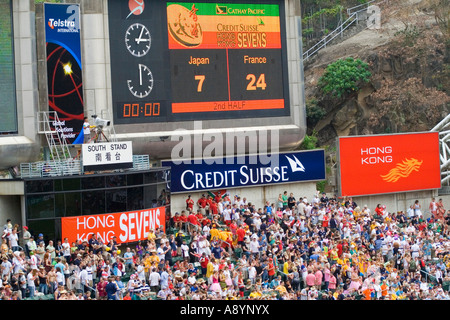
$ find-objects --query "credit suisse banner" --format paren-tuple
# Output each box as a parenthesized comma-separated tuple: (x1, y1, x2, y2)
(61, 207, 165, 245)
(163, 150, 326, 193)
(338, 132, 441, 196)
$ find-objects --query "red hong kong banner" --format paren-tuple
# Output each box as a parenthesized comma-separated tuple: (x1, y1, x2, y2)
(61, 207, 166, 245)
(339, 132, 441, 197)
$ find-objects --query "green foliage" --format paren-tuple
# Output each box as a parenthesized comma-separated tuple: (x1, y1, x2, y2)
(318, 57, 371, 98)
(300, 131, 319, 150)
(302, 5, 344, 25)
(316, 180, 327, 193)
(302, 28, 314, 37)
(306, 98, 326, 127)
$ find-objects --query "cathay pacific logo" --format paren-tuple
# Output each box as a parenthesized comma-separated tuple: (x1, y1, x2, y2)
(286, 155, 305, 173)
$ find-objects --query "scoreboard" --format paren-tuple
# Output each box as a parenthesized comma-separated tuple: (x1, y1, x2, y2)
(108, 0, 290, 124)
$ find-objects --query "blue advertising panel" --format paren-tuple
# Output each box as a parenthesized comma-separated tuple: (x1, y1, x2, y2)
(163, 150, 326, 193)
(44, 3, 84, 144)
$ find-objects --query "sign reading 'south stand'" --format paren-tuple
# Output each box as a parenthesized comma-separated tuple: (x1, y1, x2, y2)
(338, 132, 441, 197)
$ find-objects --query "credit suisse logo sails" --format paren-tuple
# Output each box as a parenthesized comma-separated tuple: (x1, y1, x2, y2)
(165, 151, 326, 193)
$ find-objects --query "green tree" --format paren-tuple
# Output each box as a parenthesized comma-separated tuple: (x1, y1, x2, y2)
(318, 57, 371, 99)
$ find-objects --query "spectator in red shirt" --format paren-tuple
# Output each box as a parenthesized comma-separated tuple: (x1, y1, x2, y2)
(229, 220, 238, 235)
(187, 212, 200, 234)
(202, 216, 211, 227)
(173, 212, 182, 230)
(205, 195, 213, 215)
(195, 210, 205, 226)
(209, 200, 218, 217)
(186, 195, 194, 212)
(337, 240, 343, 257)
(236, 226, 246, 246)
(96, 277, 107, 300)
(180, 211, 188, 227)
(214, 191, 225, 204)
(199, 252, 209, 276)
(197, 195, 207, 215)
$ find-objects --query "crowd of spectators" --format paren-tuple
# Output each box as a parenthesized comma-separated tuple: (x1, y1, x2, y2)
(1, 191, 450, 301)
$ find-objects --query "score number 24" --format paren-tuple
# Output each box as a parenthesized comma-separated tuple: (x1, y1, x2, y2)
(194, 74, 267, 92)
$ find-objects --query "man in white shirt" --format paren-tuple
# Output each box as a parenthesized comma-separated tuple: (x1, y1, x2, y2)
(29, 251, 38, 270)
(411, 241, 421, 259)
(249, 236, 260, 257)
(62, 237, 71, 262)
(223, 206, 231, 223)
(79, 265, 90, 293)
(181, 240, 190, 259)
(27, 237, 37, 256)
(157, 243, 165, 261)
(136, 261, 146, 283)
(8, 228, 19, 252)
(218, 200, 224, 215)
(149, 267, 161, 293)
(248, 262, 257, 284)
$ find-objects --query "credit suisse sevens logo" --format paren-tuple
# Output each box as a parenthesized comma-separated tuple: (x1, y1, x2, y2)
(127, 0, 145, 19)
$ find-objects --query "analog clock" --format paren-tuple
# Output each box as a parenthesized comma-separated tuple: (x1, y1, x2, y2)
(125, 22, 151, 57)
(127, 63, 154, 98)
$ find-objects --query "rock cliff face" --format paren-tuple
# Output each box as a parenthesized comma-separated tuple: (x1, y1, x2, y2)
(303, 1, 450, 148)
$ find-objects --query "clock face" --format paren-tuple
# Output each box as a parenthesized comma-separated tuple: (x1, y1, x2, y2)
(127, 63, 154, 98)
(125, 22, 151, 57)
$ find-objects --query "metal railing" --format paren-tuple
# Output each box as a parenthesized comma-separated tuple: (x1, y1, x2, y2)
(431, 113, 450, 186)
(303, 0, 385, 62)
(346, 0, 377, 15)
(37, 111, 71, 162)
(20, 155, 151, 178)
(303, 12, 359, 61)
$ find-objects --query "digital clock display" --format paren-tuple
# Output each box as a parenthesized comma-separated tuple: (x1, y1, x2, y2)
(108, 0, 290, 124)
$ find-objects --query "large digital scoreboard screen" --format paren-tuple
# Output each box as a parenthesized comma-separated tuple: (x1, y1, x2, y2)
(108, 0, 290, 124)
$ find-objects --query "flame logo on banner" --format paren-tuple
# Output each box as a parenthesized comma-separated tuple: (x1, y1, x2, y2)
(380, 158, 423, 183)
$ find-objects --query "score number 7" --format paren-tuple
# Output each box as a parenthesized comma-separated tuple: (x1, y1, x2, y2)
(195, 75, 205, 92)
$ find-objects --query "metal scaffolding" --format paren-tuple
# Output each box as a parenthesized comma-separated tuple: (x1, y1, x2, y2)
(430, 113, 450, 187)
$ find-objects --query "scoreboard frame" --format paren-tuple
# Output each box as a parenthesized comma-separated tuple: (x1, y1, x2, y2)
(108, 0, 291, 124)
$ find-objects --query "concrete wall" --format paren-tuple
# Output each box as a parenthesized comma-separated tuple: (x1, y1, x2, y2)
(170, 181, 318, 214)
(172, 185, 450, 219)
(0, 0, 41, 169)
(0, 195, 22, 229)
(352, 191, 450, 219)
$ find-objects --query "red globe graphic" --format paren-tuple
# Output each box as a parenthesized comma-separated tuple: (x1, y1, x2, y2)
(46, 42, 84, 144)
(128, 0, 145, 16)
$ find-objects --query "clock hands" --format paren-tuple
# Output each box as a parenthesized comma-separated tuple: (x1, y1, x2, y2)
(136, 25, 144, 44)
(135, 25, 150, 44)
(126, 23, 151, 57)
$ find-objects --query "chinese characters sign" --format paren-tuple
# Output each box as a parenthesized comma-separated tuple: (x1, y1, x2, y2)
(82, 141, 133, 171)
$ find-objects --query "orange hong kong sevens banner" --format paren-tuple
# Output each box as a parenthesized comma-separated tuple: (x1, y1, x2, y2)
(339, 132, 441, 197)
(61, 207, 166, 245)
